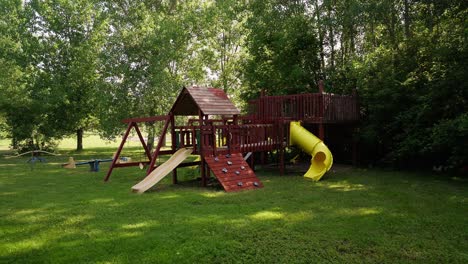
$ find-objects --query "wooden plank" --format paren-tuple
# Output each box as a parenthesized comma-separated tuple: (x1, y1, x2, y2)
(113, 161, 150, 168)
(104, 122, 133, 182)
(122, 115, 169, 123)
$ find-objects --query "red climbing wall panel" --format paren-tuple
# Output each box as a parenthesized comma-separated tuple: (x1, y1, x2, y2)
(204, 153, 263, 192)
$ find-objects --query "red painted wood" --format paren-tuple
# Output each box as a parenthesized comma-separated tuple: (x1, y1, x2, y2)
(171, 87, 241, 116)
(247, 92, 358, 124)
(122, 115, 169, 123)
(204, 153, 263, 192)
(104, 122, 134, 182)
(146, 115, 171, 175)
(134, 123, 152, 161)
(113, 161, 150, 168)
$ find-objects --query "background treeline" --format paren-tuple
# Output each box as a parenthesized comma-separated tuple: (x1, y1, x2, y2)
(0, 0, 466, 170)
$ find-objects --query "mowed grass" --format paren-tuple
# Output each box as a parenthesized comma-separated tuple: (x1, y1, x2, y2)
(0, 144, 467, 263)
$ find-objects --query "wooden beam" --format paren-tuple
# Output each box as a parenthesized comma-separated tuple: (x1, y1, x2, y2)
(113, 161, 150, 168)
(170, 113, 178, 184)
(134, 123, 152, 161)
(146, 115, 171, 175)
(104, 122, 134, 182)
(122, 115, 169, 123)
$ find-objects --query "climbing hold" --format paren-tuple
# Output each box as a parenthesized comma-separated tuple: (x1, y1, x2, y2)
(227, 161, 232, 165)
(237, 182, 243, 186)
(214, 157, 219, 162)
(226, 154, 231, 158)
(253, 182, 259, 187)
(222, 168, 228, 173)
(240, 166, 245, 170)
(235, 171, 240, 175)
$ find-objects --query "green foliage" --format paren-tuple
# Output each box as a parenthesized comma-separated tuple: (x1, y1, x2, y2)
(97, 1, 201, 141)
(241, 0, 321, 100)
(29, 0, 107, 141)
(0, 0, 466, 167)
(428, 114, 468, 168)
(321, 0, 467, 168)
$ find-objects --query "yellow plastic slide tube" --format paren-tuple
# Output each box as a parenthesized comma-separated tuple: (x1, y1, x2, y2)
(289, 121, 333, 181)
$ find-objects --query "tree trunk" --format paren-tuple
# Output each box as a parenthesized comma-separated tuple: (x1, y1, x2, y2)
(12, 137, 18, 150)
(403, 0, 412, 39)
(314, 0, 325, 72)
(76, 128, 83, 151)
(327, 4, 335, 69)
(146, 123, 156, 153)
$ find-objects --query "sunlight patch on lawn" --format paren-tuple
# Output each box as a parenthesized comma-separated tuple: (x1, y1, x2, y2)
(0, 191, 18, 196)
(323, 182, 368, 192)
(250, 210, 314, 223)
(121, 222, 154, 230)
(90, 198, 116, 204)
(89, 198, 124, 207)
(0, 164, 19, 167)
(13, 208, 44, 217)
(287, 211, 314, 222)
(64, 215, 93, 225)
(250, 210, 285, 220)
(201, 191, 226, 198)
(159, 194, 182, 199)
(119, 231, 144, 238)
(336, 207, 381, 216)
(3, 238, 46, 254)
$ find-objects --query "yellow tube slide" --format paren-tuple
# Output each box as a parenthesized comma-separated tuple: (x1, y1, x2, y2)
(289, 121, 333, 181)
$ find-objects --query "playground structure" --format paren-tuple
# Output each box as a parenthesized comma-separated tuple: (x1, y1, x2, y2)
(106, 82, 359, 192)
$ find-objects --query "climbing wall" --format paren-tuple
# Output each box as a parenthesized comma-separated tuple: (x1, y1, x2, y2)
(204, 153, 263, 192)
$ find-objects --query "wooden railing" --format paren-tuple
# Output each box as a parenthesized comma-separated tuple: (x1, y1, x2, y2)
(248, 93, 359, 123)
(176, 121, 286, 157)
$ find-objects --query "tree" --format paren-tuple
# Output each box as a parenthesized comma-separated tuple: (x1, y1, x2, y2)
(241, 0, 321, 100)
(97, 0, 201, 150)
(0, 0, 43, 150)
(26, 0, 107, 151)
(192, 0, 248, 99)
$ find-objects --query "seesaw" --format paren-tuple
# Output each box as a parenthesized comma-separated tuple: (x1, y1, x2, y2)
(62, 156, 131, 172)
(4, 150, 61, 164)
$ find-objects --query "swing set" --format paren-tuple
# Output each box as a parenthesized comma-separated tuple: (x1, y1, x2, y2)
(104, 115, 175, 181)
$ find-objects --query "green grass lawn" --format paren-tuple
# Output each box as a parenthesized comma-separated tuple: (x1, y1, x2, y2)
(0, 145, 467, 263)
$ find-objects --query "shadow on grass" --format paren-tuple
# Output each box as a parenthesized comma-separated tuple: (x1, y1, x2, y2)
(1, 150, 467, 263)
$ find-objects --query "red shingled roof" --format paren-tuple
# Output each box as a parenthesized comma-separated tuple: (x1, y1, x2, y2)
(171, 86, 240, 116)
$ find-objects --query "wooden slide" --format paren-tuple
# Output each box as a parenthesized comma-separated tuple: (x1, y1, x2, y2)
(131, 148, 193, 193)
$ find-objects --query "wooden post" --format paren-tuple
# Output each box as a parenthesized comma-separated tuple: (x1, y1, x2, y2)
(279, 120, 285, 175)
(104, 122, 133, 182)
(199, 110, 207, 187)
(249, 152, 255, 172)
(205, 162, 210, 185)
(352, 126, 359, 166)
(146, 116, 171, 175)
(261, 152, 266, 165)
(201, 158, 207, 187)
(170, 113, 178, 184)
(134, 123, 152, 160)
(318, 123, 325, 140)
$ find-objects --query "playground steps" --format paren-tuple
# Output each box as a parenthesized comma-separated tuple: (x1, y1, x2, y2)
(204, 153, 263, 192)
